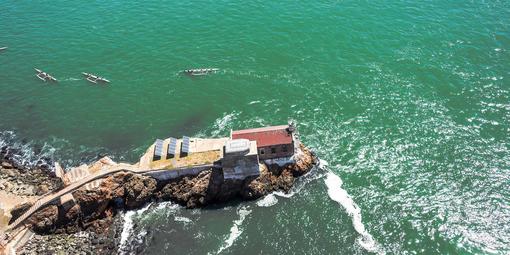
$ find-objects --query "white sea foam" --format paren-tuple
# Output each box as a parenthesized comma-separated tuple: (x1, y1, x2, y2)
(210, 111, 240, 136)
(118, 203, 153, 254)
(324, 172, 383, 254)
(118, 210, 136, 254)
(318, 158, 329, 167)
(174, 216, 192, 224)
(273, 160, 324, 199)
(62, 77, 80, 81)
(273, 190, 295, 198)
(212, 206, 252, 254)
(248, 100, 261, 105)
(256, 193, 278, 207)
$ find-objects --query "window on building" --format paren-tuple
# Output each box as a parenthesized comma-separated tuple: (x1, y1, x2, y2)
(260, 149, 265, 155)
(282, 145, 288, 152)
(271, 147, 276, 154)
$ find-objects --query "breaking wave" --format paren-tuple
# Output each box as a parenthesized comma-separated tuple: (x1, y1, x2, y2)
(256, 193, 278, 207)
(273, 159, 325, 198)
(209, 111, 240, 137)
(324, 172, 383, 254)
(212, 206, 252, 254)
(118, 210, 136, 254)
(0, 130, 113, 170)
(118, 203, 153, 255)
(0, 131, 56, 170)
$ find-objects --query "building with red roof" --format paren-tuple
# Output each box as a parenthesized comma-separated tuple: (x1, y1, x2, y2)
(231, 124, 295, 160)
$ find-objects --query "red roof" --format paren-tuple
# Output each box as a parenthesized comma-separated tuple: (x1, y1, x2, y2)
(232, 125, 293, 147)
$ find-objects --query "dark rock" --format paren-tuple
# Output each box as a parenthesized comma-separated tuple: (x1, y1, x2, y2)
(9, 202, 34, 224)
(21, 143, 316, 239)
(35, 184, 50, 195)
(1, 161, 13, 169)
(124, 174, 157, 208)
(26, 205, 59, 233)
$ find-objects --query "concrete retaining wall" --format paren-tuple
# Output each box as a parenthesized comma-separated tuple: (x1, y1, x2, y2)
(146, 165, 213, 181)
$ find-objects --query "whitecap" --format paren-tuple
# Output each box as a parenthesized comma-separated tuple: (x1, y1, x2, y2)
(256, 193, 278, 207)
(248, 100, 260, 105)
(324, 172, 383, 254)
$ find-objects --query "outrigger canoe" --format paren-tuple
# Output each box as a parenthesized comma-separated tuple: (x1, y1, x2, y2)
(183, 68, 219, 76)
(34, 68, 57, 82)
(82, 72, 110, 83)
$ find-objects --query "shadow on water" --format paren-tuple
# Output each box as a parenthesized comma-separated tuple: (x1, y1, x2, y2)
(99, 129, 140, 151)
(26, 104, 36, 112)
(166, 110, 213, 138)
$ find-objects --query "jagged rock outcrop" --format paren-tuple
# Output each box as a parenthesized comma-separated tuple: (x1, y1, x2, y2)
(124, 174, 157, 208)
(24, 144, 317, 235)
(25, 205, 59, 233)
(0, 158, 63, 198)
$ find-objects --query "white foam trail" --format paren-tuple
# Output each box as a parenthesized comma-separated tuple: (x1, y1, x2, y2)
(62, 77, 80, 81)
(318, 158, 329, 167)
(256, 193, 278, 207)
(213, 206, 252, 254)
(118, 203, 153, 254)
(273, 190, 295, 198)
(273, 160, 324, 199)
(248, 100, 261, 105)
(210, 111, 239, 137)
(118, 210, 135, 254)
(325, 172, 383, 254)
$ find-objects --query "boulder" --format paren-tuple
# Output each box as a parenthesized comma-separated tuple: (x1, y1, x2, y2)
(26, 205, 59, 234)
(124, 174, 157, 208)
(1, 161, 13, 169)
(36, 184, 50, 195)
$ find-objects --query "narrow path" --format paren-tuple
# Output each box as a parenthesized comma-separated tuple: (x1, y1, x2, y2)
(6, 164, 213, 231)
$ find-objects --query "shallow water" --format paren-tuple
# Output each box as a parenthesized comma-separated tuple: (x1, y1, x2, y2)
(1, 1, 509, 254)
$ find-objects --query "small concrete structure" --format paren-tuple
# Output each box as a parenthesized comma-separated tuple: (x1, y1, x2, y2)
(65, 165, 90, 184)
(222, 139, 260, 179)
(54, 162, 69, 186)
(146, 164, 213, 181)
(59, 193, 75, 211)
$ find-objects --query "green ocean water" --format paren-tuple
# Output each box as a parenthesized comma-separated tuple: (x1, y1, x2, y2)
(1, 1, 509, 254)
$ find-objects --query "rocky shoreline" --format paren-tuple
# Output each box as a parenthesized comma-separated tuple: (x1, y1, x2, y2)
(2, 143, 317, 254)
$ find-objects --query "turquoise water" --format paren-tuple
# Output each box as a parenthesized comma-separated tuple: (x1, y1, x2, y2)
(1, 1, 509, 254)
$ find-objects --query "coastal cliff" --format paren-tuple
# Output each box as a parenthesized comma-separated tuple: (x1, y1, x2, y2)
(16, 144, 316, 236)
(0, 136, 316, 255)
